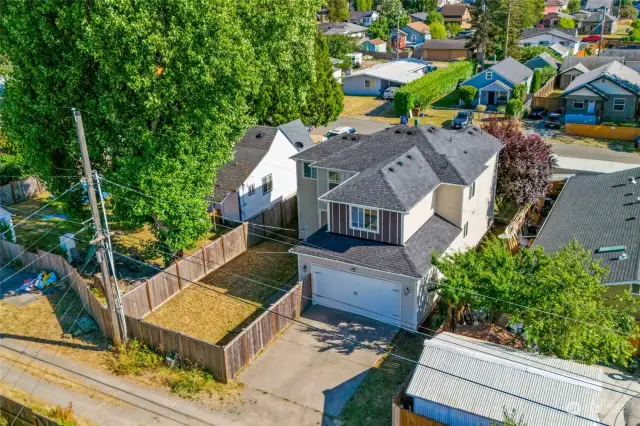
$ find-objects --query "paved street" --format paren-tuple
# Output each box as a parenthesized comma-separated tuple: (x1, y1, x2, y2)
(311, 118, 392, 138)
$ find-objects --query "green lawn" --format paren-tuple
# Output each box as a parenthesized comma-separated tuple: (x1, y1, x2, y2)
(431, 91, 460, 109)
(338, 331, 424, 426)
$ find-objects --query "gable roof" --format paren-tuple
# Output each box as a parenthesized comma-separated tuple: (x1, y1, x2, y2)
(410, 11, 428, 21)
(521, 27, 580, 43)
(406, 333, 602, 426)
(550, 42, 570, 56)
(343, 59, 429, 85)
(439, 4, 468, 17)
(543, 10, 575, 20)
(582, 9, 615, 22)
(318, 22, 367, 36)
(559, 56, 624, 73)
(349, 10, 377, 20)
(290, 214, 461, 278)
(292, 124, 503, 212)
(363, 38, 386, 46)
(562, 60, 640, 96)
(524, 52, 560, 69)
(533, 168, 640, 284)
(403, 21, 430, 34)
(558, 61, 589, 75)
(484, 57, 534, 85)
(279, 119, 313, 151)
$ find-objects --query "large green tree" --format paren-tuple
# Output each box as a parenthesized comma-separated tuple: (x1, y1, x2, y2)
(302, 32, 344, 126)
(433, 237, 639, 366)
(429, 22, 447, 39)
(355, 0, 374, 11)
(327, 0, 349, 21)
(402, 0, 437, 13)
(367, 17, 391, 40)
(326, 35, 360, 58)
(567, 0, 580, 13)
(380, 0, 410, 33)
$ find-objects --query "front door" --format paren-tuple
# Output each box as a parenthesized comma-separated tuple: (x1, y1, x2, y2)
(587, 100, 595, 114)
(487, 91, 495, 105)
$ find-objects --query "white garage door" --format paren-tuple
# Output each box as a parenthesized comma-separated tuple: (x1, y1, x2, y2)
(312, 265, 401, 326)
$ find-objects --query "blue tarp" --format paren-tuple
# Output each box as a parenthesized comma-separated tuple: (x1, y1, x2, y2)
(565, 113, 597, 125)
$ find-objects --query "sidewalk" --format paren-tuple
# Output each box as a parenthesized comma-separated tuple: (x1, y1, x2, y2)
(0, 336, 327, 426)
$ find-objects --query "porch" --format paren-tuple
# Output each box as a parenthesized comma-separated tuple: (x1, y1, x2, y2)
(478, 80, 511, 106)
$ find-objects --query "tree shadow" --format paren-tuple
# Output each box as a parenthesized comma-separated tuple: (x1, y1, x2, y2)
(364, 101, 395, 118)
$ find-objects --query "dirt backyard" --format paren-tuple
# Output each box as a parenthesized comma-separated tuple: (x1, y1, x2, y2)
(144, 239, 299, 345)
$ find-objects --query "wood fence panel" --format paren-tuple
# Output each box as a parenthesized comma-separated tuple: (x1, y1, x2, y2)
(148, 264, 180, 310)
(223, 224, 247, 261)
(120, 283, 151, 319)
(203, 238, 225, 273)
(178, 249, 206, 284)
(531, 96, 561, 112)
(0, 240, 23, 265)
(247, 215, 265, 246)
(0, 183, 14, 205)
(281, 195, 297, 226)
(37, 250, 66, 277)
(13, 177, 40, 202)
(1, 395, 59, 426)
(261, 203, 281, 229)
(22, 251, 40, 273)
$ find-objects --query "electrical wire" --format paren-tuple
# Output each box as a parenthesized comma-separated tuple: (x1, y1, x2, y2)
(0, 222, 64, 275)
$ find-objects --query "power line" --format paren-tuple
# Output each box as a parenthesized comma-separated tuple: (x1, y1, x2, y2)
(0, 222, 64, 275)
(109, 249, 607, 425)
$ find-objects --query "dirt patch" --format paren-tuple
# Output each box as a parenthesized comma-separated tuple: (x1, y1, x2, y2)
(454, 323, 525, 348)
(144, 240, 298, 345)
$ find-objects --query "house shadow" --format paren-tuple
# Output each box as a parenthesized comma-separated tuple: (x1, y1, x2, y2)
(321, 370, 371, 421)
(364, 101, 396, 118)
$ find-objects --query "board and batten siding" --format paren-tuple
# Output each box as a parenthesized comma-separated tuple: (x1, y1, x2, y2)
(329, 202, 403, 245)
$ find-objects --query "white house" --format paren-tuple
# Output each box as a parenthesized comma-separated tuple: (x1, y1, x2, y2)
(209, 120, 313, 222)
(290, 124, 503, 329)
(519, 28, 581, 56)
(348, 10, 379, 27)
(342, 59, 431, 96)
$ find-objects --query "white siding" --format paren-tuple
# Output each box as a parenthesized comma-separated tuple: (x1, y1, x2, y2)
(435, 184, 463, 226)
(403, 190, 436, 244)
(238, 129, 298, 220)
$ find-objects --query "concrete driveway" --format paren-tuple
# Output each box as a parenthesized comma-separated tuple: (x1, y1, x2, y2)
(311, 118, 393, 138)
(238, 305, 397, 421)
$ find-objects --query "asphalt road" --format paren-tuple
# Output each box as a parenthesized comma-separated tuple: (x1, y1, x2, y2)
(311, 118, 392, 137)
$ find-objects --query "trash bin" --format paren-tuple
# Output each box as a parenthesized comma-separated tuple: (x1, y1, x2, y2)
(400, 115, 408, 125)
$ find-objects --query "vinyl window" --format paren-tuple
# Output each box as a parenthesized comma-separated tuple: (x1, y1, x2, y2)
(573, 99, 585, 109)
(364, 79, 372, 88)
(632, 283, 640, 295)
(350, 206, 378, 232)
(613, 98, 626, 111)
(303, 162, 317, 179)
(469, 181, 476, 199)
(261, 174, 273, 194)
(328, 171, 341, 190)
(248, 184, 255, 195)
(463, 222, 469, 238)
(485, 71, 493, 80)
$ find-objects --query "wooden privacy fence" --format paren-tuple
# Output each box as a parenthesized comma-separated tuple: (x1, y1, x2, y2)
(565, 123, 640, 141)
(119, 223, 249, 319)
(246, 195, 298, 246)
(0, 177, 42, 206)
(1, 395, 59, 426)
(531, 78, 560, 112)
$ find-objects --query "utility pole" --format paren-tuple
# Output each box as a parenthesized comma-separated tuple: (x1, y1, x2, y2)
(598, 6, 606, 56)
(396, 0, 400, 60)
(94, 170, 127, 341)
(72, 109, 122, 345)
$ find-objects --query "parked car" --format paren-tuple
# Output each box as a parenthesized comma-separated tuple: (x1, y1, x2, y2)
(451, 111, 473, 129)
(321, 126, 356, 142)
(545, 113, 562, 129)
(528, 106, 547, 120)
(383, 87, 399, 100)
(619, 44, 640, 49)
(581, 34, 601, 43)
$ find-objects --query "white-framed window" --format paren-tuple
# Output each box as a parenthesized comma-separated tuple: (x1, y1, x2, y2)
(463, 222, 469, 238)
(303, 162, 317, 179)
(613, 98, 626, 111)
(469, 181, 476, 199)
(248, 184, 255, 195)
(328, 171, 341, 189)
(411, 35, 417, 42)
(632, 283, 640, 295)
(569, 74, 577, 83)
(261, 174, 273, 194)
(486, 71, 493, 80)
(573, 99, 585, 109)
(539, 41, 549, 46)
(364, 79, 371, 88)
(350, 206, 378, 232)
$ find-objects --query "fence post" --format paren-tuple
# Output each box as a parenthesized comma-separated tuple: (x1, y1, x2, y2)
(175, 261, 183, 291)
(145, 279, 153, 313)
(9, 181, 16, 204)
(201, 248, 208, 274)
(242, 222, 249, 250)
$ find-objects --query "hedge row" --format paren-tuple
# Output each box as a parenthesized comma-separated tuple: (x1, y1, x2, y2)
(394, 60, 475, 116)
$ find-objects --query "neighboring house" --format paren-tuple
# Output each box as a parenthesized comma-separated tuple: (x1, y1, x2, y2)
(401, 22, 432, 46)
(409, 11, 428, 23)
(585, 0, 613, 11)
(209, 120, 313, 222)
(519, 28, 581, 55)
(360, 38, 387, 52)
(318, 22, 367, 38)
(557, 55, 624, 88)
(560, 60, 640, 123)
(332, 66, 343, 83)
(290, 124, 503, 328)
(533, 167, 640, 314)
(460, 57, 534, 105)
(348, 10, 379, 27)
(580, 10, 617, 35)
(342, 59, 430, 96)
(404, 333, 603, 426)
(602, 49, 640, 73)
(390, 29, 408, 50)
(540, 11, 575, 28)
(544, 0, 568, 14)
(439, 4, 472, 28)
(524, 52, 560, 71)
(420, 39, 476, 61)
(550, 42, 571, 57)
(572, 9, 592, 20)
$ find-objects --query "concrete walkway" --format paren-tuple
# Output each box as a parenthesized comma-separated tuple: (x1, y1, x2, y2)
(0, 336, 325, 426)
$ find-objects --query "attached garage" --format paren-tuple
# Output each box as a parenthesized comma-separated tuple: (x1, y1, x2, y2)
(311, 264, 401, 326)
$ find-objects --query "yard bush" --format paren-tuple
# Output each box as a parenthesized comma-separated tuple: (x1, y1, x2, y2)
(538, 65, 557, 86)
(394, 61, 475, 116)
(476, 104, 487, 112)
(505, 99, 523, 118)
(530, 70, 541, 93)
(512, 83, 527, 101)
(458, 85, 478, 108)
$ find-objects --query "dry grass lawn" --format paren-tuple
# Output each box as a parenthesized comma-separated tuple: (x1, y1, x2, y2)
(145, 240, 298, 345)
(341, 95, 396, 119)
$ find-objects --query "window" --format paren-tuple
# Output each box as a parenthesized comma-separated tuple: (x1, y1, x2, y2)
(523, 42, 532, 47)
(303, 162, 317, 179)
(539, 41, 549, 46)
(469, 181, 476, 199)
(463, 222, 469, 238)
(485, 71, 493, 80)
(328, 171, 341, 189)
(569, 74, 576, 83)
(248, 184, 255, 195)
(411, 35, 417, 42)
(364, 79, 371, 88)
(573, 99, 585, 109)
(632, 283, 640, 296)
(613, 98, 626, 111)
(350, 206, 378, 232)
(261, 174, 272, 194)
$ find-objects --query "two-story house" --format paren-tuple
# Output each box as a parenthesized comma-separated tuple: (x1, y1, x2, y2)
(439, 4, 472, 28)
(349, 10, 379, 27)
(460, 57, 534, 106)
(209, 120, 312, 222)
(290, 125, 503, 330)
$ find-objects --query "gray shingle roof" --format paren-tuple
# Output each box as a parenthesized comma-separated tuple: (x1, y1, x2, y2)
(410, 12, 428, 21)
(318, 22, 367, 36)
(533, 167, 640, 284)
(279, 119, 313, 151)
(293, 125, 502, 212)
(421, 39, 469, 50)
(290, 215, 461, 277)
(524, 52, 560, 69)
(582, 10, 615, 23)
(562, 60, 640, 96)
(406, 333, 602, 426)
(560, 56, 624, 73)
(488, 57, 534, 85)
(521, 28, 580, 43)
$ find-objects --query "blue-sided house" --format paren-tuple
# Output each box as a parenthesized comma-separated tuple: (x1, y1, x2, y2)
(460, 57, 534, 106)
(401, 22, 431, 47)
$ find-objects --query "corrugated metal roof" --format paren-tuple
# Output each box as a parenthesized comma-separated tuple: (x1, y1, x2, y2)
(406, 333, 603, 426)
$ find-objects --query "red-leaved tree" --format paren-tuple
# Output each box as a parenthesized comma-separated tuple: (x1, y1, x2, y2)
(482, 120, 557, 207)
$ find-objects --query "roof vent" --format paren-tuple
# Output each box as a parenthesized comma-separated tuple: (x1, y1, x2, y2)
(619, 252, 629, 261)
(625, 192, 634, 196)
(395, 128, 404, 134)
(636, 196, 640, 204)
(630, 176, 637, 185)
(426, 127, 433, 133)
(407, 129, 415, 135)
(627, 216, 637, 221)
(256, 132, 263, 138)
(351, 136, 359, 140)
(406, 154, 413, 159)
(397, 160, 404, 166)
(596, 245, 626, 253)
(342, 135, 349, 139)
(463, 150, 468, 154)
(294, 141, 304, 149)
(388, 167, 395, 172)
